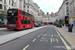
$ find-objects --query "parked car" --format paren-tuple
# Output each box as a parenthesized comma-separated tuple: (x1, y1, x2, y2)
(41, 24, 45, 26)
(38, 23, 41, 26)
(34, 23, 39, 27)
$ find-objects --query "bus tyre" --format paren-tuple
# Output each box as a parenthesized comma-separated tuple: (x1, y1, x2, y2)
(23, 26, 25, 30)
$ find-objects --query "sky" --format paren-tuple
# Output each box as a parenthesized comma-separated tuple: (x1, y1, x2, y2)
(33, 0, 63, 14)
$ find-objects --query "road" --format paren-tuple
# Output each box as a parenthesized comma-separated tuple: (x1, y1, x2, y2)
(0, 25, 72, 50)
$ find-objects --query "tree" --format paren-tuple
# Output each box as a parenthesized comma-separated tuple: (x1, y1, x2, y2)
(41, 21, 43, 24)
(55, 19, 58, 22)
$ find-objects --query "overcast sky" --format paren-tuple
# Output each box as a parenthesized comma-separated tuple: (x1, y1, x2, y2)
(33, 0, 63, 14)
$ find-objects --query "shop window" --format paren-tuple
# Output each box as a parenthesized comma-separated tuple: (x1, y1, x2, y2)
(0, 4, 2, 9)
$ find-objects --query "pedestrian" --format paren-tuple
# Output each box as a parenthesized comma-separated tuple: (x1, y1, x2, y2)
(68, 24, 73, 32)
(72, 24, 73, 28)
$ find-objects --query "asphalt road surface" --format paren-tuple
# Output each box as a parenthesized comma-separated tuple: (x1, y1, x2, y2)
(0, 25, 72, 50)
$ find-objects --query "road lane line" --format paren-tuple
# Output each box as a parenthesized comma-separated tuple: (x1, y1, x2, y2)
(40, 40, 42, 42)
(55, 28, 71, 50)
(46, 40, 48, 42)
(56, 38, 58, 43)
(42, 37, 44, 39)
(32, 38, 36, 42)
(23, 45, 29, 50)
(51, 34, 53, 37)
(42, 28, 48, 33)
(53, 38, 54, 42)
(50, 38, 52, 42)
(38, 35, 40, 37)
(41, 33, 42, 34)
(44, 34, 46, 36)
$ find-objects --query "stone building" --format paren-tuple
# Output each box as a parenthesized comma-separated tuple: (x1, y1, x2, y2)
(58, 0, 69, 24)
(69, 0, 75, 26)
(0, 0, 43, 23)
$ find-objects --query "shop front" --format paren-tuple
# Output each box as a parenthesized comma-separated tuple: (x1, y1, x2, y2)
(0, 11, 7, 25)
(73, 17, 75, 26)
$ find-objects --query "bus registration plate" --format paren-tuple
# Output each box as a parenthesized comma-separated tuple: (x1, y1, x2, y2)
(9, 24, 16, 27)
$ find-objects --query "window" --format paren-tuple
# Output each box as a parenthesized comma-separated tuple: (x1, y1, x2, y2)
(14, 2, 16, 7)
(74, 1, 75, 7)
(24, 5, 25, 8)
(4, 5, 6, 10)
(20, 10, 27, 15)
(4, 0, 6, 4)
(24, 0, 25, 3)
(21, 20, 27, 24)
(66, 2, 69, 6)
(7, 9, 18, 16)
(27, 0, 29, 3)
(27, 21, 30, 24)
(67, 7, 69, 10)
(12, 1, 14, 6)
(21, 20, 30, 24)
(20, 10, 34, 18)
(27, 10, 29, 12)
(0, 4, 2, 9)
(9, 0, 10, 5)
(27, 6, 29, 8)
(0, 0, 2, 1)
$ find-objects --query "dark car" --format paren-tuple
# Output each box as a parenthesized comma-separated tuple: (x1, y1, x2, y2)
(38, 23, 41, 26)
(41, 24, 45, 26)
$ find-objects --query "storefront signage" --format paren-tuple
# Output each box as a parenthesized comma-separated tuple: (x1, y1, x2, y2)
(73, 17, 75, 26)
(0, 19, 2, 22)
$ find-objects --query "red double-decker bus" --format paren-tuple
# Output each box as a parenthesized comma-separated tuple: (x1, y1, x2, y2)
(7, 8, 34, 30)
(44, 21, 48, 25)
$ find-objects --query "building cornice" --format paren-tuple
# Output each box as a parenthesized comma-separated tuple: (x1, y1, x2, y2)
(24, 3, 39, 12)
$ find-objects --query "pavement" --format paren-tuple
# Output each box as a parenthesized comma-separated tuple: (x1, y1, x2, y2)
(62, 26, 75, 35)
(0, 26, 46, 46)
(55, 26, 75, 48)
(0, 28, 6, 30)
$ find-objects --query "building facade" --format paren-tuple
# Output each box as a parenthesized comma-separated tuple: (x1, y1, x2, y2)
(58, 0, 69, 24)
(69, 0, 75, 26)
(0, 0, 43, 23)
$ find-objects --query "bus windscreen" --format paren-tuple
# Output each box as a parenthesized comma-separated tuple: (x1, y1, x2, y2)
(7, 9, 18, 24)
